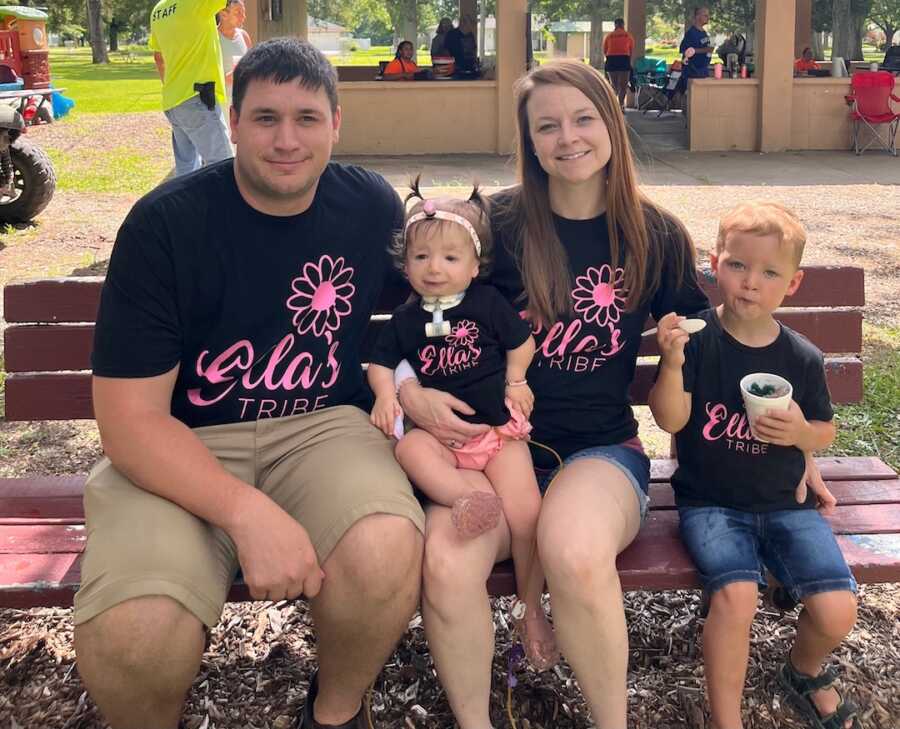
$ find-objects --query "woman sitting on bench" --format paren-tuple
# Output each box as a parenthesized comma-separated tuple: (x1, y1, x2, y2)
(398, 59, 710, 728)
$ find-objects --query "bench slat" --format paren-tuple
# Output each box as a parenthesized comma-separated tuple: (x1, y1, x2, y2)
(4, 473, 898, 522)
(649, 455, 897, 482)
(6, 309, 863, 374)
(2, 357, 863, 422)
(3, 532, 897, 608)
(2, 267, 864, 324)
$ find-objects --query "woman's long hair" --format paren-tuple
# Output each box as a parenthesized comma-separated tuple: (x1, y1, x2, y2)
(499, 60, 692, 326)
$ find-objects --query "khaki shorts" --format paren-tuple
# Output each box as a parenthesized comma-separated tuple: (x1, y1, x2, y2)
(74, 406, 425, 628)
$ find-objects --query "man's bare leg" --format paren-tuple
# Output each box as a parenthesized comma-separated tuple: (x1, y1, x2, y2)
(310, 513, 424, 725)
(74, 595, 205, 729)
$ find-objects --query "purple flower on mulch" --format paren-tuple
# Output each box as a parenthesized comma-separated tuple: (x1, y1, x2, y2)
(507, 643, 525, 688)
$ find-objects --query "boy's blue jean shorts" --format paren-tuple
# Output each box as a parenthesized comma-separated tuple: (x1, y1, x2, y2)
(535, 443, 651, 523)
(678, 506, 857, 601)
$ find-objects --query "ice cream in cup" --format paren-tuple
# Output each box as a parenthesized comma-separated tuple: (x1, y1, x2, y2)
(739, 372, 793, 443)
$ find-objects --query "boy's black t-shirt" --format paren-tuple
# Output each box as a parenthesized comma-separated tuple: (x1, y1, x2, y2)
(672, 308, 835, 512)
(370, 284, 533, 426)
(489, 190, 710, 466)
(91, 160, 404, 428)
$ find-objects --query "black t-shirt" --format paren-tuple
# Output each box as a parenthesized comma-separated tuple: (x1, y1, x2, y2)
(92, 160, 404, 428)
(445, 27, 478, 72)
(370, 283, 533, 426)
(489, 190, 709, 466)
(671, 308, 835, 512)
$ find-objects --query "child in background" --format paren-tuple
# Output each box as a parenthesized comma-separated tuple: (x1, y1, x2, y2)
(648, 202, 859, 729)
(367, 183, 558, 671)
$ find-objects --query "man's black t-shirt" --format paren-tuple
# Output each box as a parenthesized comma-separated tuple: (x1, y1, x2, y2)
(370, 284, 533, 426)
(91, 160, 404, 428)
(671, 308, 835, 512)
(489, 190, 709, 466)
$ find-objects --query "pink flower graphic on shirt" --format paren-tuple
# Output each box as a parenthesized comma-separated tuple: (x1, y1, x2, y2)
(286, 255, 356, 338)
(445, 319, 480, 347)
(571, 264, 627, 327)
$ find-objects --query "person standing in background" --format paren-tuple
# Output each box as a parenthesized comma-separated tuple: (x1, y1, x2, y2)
(603, 18, 635, 110)
(431, 17, 453, 59)
(218, 0, 252, 105)
(150, 0, 233, 177)
(680, 6, 713, 79)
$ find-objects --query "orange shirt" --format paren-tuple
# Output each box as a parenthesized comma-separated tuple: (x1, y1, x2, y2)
(794, 57, 819, 73)
(603, 28, 634, 58)
(384, 58, 418, 77)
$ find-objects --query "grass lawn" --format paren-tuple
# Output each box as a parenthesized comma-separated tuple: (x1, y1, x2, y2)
(50, 47, 163, 114)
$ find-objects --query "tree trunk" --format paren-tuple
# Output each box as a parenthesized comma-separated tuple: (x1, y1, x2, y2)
(812, 30, 825, 58)
(86, 0, 109, 64)
(831, 0, 854, 61)
(885, 26, 897, 49)
(390, 0, 416, 56)
(109, 21, 119, 52)
(851, 9, 866, 59)
(590, 4, 605, 69)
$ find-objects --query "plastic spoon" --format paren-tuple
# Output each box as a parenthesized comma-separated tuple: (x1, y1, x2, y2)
(641, 318, 707, 337)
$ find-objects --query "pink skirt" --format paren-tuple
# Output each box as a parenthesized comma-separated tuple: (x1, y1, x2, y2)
(451, 401, 532, 471)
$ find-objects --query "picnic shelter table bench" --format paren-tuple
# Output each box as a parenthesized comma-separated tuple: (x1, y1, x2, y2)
(1, 266, 898, 607)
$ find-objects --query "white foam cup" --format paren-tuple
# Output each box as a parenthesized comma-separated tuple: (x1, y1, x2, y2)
(739, 372, 793, 443)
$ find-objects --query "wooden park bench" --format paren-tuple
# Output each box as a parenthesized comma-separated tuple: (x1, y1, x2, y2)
(2, 266, 898, 608)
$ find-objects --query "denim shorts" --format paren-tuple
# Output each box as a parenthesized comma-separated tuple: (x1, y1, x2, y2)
(678, 506, 858, 601)
(535, 443, 651, 523)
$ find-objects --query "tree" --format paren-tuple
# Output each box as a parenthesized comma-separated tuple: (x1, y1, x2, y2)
(868, 0, 900, 48)
(87, 0, 110, 63)
(530, 0, 622, 68)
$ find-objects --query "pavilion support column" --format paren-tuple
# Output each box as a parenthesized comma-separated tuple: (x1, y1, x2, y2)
(244, 0, 259, 46)
(794, 0, 811, 57)
(624, 0, 646, 58)
(756, 0, 795, 152)
(496, 0, 526, 154)
(299, 0, 308, 40)
(459, 0, 476, 23)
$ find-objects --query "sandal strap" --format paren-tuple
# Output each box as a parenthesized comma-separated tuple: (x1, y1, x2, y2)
(784, 659, 839, 694)
(820, 699, 860, 729)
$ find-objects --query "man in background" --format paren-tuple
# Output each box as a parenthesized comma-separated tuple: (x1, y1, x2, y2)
(150, 0, 233, 176)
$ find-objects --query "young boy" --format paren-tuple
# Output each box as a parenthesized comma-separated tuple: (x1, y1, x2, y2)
(649, 202, 860, 729)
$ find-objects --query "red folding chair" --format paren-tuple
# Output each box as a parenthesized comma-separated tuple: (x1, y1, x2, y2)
(845, 71, 900, 156)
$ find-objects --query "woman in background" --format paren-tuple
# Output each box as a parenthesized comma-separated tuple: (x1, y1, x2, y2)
(217, 0, 252, 105)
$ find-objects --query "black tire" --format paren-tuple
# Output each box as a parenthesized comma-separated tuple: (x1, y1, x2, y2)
(0, 137, 56, 224)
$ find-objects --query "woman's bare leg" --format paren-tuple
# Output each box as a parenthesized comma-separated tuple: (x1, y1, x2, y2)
(421, 485, 511, 729)
(536, 459, 642, 729)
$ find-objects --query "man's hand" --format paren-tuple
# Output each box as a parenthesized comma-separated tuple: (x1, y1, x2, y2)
(227, 488, 324, 601)
(753, 401, 810, 447)
(398, 384, 489, 445)
(656, 312, 690, 370)
(795, 452, 837, 515)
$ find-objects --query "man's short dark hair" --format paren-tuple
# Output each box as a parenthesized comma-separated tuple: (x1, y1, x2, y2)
(614, 18, 625, 28)
(232, 37, 339, 115)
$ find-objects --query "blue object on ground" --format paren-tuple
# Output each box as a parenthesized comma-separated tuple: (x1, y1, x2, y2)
(52, 91, 75, 119)
(0, 81, 24, 91)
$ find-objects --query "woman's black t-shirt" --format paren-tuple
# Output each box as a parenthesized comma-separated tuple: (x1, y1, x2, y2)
(91, 160, 403, 428)
(489, 190, 709, 466)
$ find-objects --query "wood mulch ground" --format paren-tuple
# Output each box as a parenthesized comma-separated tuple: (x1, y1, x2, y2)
(1, 116, 898, 728)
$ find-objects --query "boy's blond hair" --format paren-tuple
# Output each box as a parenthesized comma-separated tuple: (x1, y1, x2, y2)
(716, 202, 807, 268)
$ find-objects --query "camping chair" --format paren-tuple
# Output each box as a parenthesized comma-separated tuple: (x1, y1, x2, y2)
(632, 56, 667, 113)
(845, 71, 900, 156)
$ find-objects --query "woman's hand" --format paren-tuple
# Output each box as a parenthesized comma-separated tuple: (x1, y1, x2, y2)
(398, 382, 489, 446)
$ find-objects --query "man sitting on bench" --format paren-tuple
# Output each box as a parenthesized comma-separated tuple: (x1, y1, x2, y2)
(72, 38, 425, 729)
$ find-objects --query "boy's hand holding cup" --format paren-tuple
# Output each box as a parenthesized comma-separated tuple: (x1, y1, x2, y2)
(656, 312, 691, 369)
(739, 373, 800, 444)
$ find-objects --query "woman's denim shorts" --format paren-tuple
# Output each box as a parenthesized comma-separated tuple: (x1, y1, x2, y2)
(678, 505, 858, 601)
(535, 442, 651, 523)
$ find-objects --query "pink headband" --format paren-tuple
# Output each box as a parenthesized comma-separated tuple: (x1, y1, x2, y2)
(404, 199, 482, 257)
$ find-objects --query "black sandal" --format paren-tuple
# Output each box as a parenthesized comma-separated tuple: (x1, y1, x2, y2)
(776, 657, 861, 729)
